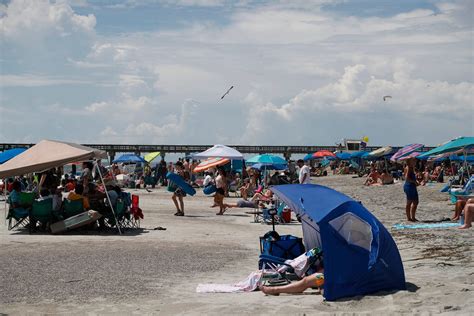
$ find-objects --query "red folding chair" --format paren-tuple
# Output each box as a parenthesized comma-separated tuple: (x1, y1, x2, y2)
(130, 194, 143, 228)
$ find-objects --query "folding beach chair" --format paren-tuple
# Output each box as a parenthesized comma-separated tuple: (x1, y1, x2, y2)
(129, 194, 142, 228)
(259, 248, 323, 283)
(30, 199, 54, 233)
(6, 192, 34, 231)
(63, 199, 84, 218)
(449, 175, 474, 202)
(104, 198, 126, 229)
(228, 179, 242, 197)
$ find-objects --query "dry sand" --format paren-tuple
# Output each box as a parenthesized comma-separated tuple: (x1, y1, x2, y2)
(1, 175, 473, 315)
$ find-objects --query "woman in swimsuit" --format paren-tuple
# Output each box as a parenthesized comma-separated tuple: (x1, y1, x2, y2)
(404, 158, 420, 221)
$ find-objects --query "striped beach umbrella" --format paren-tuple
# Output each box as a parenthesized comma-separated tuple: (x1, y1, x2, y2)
(390, 144, 424, 162)
(193, 157, 230, 173)
(398, 152, 421, 161)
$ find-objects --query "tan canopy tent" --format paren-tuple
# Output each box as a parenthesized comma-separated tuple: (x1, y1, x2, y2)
(0, 140, 107, 179)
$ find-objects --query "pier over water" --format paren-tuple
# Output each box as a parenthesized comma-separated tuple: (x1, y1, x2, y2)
(0, 143, 433, 160)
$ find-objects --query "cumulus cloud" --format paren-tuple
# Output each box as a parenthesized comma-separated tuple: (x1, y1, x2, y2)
(1, 0, 95, 40)
(240, 60, 473, 143)
(1, 0, 473, 146)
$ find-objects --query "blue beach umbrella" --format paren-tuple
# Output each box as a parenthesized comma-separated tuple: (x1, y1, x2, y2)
(0, 148, 27, 164)
(350, 151, 370, 159)
(246, 154, 287, 166)
(419, 137, 474, 158)
(251, 163, 287, 171)
(335, 152, 351, 160)
(112, 154, 146, 164)
(303, 153, 314, 161)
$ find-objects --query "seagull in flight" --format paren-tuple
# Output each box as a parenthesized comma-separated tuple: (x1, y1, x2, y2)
(221, 86, 234, 100)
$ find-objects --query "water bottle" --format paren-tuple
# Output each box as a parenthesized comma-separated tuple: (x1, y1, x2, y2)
(460, 214, 465, 225)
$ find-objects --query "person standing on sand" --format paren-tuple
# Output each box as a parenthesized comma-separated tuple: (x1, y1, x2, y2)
(403, 158, 420, 221)
(171, 161, 186, 216)
(297, 159, 311, 184)
(214, 168, 227, 215)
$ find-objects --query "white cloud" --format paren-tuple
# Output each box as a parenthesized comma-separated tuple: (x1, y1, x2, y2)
(85, 101, 109, 113)
(1, 0, 95, 40)
(0, 74, 91, 87)
(1, 0, 473, 145)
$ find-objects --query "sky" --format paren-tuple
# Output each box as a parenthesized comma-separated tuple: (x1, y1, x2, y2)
(0, 0, 473, 147)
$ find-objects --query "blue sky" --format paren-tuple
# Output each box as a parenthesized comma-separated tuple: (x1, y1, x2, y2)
(0, 0, 472, 146)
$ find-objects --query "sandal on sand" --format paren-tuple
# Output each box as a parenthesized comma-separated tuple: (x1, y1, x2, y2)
(174, 212, 184, 216)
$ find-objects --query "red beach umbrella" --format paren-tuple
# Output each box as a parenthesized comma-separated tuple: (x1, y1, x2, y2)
(312, 150, 336, 159)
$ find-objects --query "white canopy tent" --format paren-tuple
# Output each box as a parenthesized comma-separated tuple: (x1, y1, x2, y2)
(0, 140, 106, 179)
(192, 144, 244, 160)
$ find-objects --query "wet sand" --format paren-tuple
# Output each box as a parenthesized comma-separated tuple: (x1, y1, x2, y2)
(1, 175, 472, 315)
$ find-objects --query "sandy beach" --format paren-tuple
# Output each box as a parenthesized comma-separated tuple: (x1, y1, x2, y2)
(1, 175, 473, 315)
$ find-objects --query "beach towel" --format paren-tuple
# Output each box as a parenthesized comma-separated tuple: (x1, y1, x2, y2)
(196, 271, 262, 293)
(393, 223, 461, 230)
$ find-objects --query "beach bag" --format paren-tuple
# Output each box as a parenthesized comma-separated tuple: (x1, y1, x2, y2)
(203, 184, 217, 195)
(259, 231, 305, 264)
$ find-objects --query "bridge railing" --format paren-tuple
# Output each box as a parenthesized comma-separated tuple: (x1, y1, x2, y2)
(0, 143, 434, 155)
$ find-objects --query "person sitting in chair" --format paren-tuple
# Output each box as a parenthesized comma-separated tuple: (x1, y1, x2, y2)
(8, 180, 29, 217)
(67, 184, 90, 210)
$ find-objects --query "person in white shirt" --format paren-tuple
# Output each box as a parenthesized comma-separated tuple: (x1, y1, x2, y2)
(297, 159, 311, 184)
(203, 172, 213, 187)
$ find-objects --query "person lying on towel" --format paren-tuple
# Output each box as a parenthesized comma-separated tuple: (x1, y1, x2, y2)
(224, 190, 275, 210)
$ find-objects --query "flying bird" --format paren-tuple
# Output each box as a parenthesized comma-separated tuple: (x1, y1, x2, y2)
(220, 86, 234, 100)
(383, 95, 392, 101)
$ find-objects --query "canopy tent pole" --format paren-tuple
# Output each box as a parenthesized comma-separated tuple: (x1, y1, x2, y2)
(3, 178, 7, 227)
(95, 160, 122, 235)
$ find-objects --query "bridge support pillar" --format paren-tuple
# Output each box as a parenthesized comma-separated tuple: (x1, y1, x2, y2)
(108, 151, 115, 164)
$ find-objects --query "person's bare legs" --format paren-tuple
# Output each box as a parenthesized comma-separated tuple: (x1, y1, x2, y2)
(215, 194, 226, 215)
(177, 195, 184, 215)
(406, 201, 412, 221)
(410, 201, 418, 221)
(260, 274, 321, 295)
(454, 199, 473, 221)
(172, 194, 181, 214)
(458, 203, 473, 229)
(452, 200, 466, 221)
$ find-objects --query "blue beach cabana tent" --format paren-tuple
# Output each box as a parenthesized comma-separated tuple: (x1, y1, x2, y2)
(271, 184, 406, 301)
(0, 148, 27, 164)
